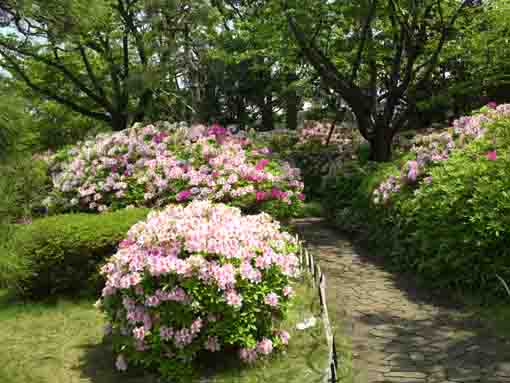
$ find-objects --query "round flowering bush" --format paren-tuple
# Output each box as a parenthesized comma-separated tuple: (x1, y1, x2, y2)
(373, 103, 510, 205)
(97, 201, 300, 381)
(45, 122, 304, 219)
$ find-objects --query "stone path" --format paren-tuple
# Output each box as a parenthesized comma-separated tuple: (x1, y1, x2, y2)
(293, 218, 510, 383)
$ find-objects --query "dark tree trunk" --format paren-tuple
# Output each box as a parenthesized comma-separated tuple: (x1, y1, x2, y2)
(111, 112, 128, 131)
(262, 96, 274, 131)
(369, 123, 393, 162)
(236, 96, 247, 128)
(286, 73, 298, 130)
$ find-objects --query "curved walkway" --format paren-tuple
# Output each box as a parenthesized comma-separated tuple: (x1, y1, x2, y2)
(293, 217, 510, 383)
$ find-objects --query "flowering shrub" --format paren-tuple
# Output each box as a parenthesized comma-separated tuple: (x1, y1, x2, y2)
(46, 123, 304, 219)
(325, 106, 510, 295)
(261, 121, 365, 198)
(373, 103, 510, 204)
(97, 201, 300, 381)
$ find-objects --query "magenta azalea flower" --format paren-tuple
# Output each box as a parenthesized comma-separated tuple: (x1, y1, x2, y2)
(176, 190, 192, 201)
(255, 191, 268, 201)
(486, 150, 497, 161)
(255, 159, 270, 171)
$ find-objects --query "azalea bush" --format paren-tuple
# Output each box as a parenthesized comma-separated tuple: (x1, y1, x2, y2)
(373, 103, 510, 205)
(298, 120, 364, 149)
(263, 121, 364, 198)
(97, 201, 300, 381)
(45, 122, 304, 220)
(325, 105, 510, 295)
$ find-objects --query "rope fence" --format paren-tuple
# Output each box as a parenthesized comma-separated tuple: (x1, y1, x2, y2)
(298, 238, 338, 383)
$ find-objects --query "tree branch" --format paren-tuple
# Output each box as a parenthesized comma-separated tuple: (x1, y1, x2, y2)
(1, 53, 111, 122)
(414, 0, 469, 88)
(0, 40, 111, 109)
(78, 45, 112, 110)
(351, 0, 377, 82)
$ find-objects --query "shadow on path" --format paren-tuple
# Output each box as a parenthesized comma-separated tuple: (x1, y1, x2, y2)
(293, 217, 510, 383)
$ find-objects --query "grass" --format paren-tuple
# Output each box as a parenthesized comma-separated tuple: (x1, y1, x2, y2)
(0, 281, 331, 383)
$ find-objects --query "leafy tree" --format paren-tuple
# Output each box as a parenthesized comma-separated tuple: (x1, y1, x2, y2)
(441, 0, 510, 113)
(211, 0, 308, 131)
(283, 0, 470, 161)
(0, 0, 211, 131)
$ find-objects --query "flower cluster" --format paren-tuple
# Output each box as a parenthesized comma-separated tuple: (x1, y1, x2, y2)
(373, 103, 510, 204)
(46, 122, 304, 219)
(297, 120, 365, 153)
(98, 201, 300, 381)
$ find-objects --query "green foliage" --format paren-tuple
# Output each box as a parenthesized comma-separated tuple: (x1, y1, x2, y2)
(0, 156, 51, 222)
(324, 116, 510, 295)
(442, 0, 510, 110)
(1, 208, 149, 298)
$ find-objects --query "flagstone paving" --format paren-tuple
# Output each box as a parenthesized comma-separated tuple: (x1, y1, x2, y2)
(293, 217, 510, 383)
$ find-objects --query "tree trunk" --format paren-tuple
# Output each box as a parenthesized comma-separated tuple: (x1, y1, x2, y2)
(370, 123, 393, 162)
(286, 73, 298, 130)
(262, 96, 274, 131)
(111, 112, 128, 131)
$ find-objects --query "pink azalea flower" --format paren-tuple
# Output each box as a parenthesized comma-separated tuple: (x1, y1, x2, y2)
(264, 292, 279, 307)
(255, 159, 270, 171)
(486, 150, 497, 161)
(225, 290, 243, 308)
(204, 336, 221, 352)
(282, 286, 294, 297)
(159, 326, 174, 341)
(133, 326, 146, 341)
(239, 347, 258, 363)
(257, 338, 273, 355)
(255, 191, 268, 202)
(488, 101, 497, 109)
(176, 190, 192, 201)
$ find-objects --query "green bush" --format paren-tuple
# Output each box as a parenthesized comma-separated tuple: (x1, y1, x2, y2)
(1, 208, 149, 298)
(0, 156, 51, 222)
(324, 116, 510, 295)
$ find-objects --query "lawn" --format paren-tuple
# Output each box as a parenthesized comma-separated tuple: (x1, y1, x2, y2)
(0, 282, 330, 383)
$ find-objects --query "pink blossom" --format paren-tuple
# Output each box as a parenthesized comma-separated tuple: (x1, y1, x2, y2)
(486, 150, 497, 161)
(159, 326, 174, 341)
(205, 336, 221, 352)
(264, 292, 280, 307)
(257, 338, 273, 355)
(174, 328, 194, 348)
(176, 190, 192, 201)
(240, 347, 258, 363)
(145, 295, 160, 307)
(225, 289, 243, 308)
(488, 101, 497, 109)
(255, 191, 268, 202)
(255, 159, 270, 171)
(190, 318, 203, 335)
(283, 286, 294, 297)
(133, 326, 146, 341)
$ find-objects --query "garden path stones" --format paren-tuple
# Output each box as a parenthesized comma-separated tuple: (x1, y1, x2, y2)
(292, 218, 510, 383)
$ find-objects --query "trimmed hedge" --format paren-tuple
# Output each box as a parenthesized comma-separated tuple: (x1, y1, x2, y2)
(1, 207, 149, 298)
(323, 116, 510, 296)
